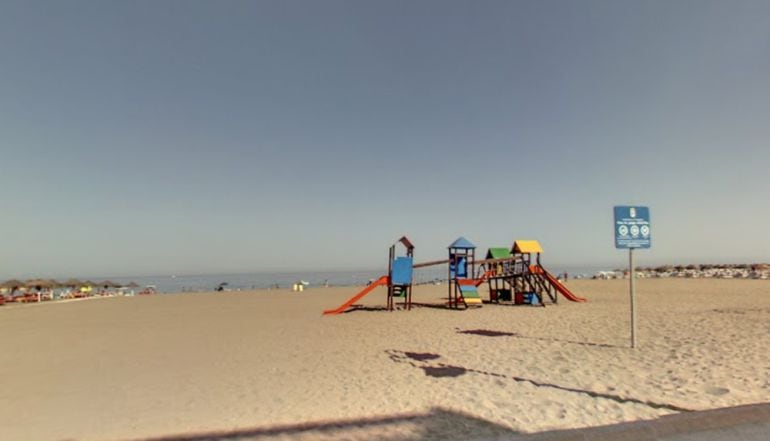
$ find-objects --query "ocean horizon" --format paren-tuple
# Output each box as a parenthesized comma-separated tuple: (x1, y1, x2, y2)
(79, 265, 611, 294)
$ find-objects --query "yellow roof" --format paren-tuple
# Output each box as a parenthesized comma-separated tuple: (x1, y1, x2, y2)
(513, 240, 543, 254)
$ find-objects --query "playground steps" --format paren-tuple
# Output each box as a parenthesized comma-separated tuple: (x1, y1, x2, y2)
(459, 284, 482, 305)
(391, 285, 408, 298)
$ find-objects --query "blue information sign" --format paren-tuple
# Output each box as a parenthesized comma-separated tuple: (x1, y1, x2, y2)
(614, 206, 651, 249)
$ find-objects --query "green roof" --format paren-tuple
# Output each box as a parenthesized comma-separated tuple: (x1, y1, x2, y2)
(486, 248, 511, 259)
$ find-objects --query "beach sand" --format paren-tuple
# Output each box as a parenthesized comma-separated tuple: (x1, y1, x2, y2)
(0, 279, 768, 440)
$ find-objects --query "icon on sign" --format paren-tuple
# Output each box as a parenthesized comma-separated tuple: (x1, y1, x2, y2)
(618, 225, 629, 236)
(630, 207, 636, 218)
(630, 225, 640, 237)
(640, 225, 650, 237)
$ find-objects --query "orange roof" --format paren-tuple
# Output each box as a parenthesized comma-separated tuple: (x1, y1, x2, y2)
(513, 240, 543, 254)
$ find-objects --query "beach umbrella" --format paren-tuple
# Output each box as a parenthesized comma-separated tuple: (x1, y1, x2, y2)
(1, 279, 25, 289)
(97, 280, 119, 288)
(25, 279, 55, 289)
(62, 278, 84, 287)
(1, 279, 25, 295)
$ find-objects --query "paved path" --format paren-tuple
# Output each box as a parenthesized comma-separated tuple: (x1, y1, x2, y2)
(489, 402, 770, 441)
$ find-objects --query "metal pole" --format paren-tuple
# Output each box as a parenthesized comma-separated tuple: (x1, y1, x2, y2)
(629, 248, 637, 349)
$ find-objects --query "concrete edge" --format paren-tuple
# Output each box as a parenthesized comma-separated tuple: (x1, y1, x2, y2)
(477, 402, 770, 441)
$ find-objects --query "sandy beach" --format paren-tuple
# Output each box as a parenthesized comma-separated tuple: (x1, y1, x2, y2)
(1, 279, 768, 440)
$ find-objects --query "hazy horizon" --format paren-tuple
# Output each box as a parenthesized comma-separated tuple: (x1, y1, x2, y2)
(3, 1, 770, 279)
(7, 257, 770, 282)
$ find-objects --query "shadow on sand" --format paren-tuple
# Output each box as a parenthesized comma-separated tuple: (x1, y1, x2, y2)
(339, 302, 454, 314)
(339, 305, 390, 313)
(386, 350, 693, 413)
(457, 328, 622, 349)
(117, 407, 518, 441)
(117, 402, 770, 441)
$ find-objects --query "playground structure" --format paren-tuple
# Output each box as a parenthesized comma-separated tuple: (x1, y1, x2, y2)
(485, 247, 514, 301)
(323, 236, 414, 315)
(447, 237, 493, 309)
(478, 240, 587, 305)
(442, 238, 586, 309)
(323, 236, 586, 315)
(387, 236, 414, 311)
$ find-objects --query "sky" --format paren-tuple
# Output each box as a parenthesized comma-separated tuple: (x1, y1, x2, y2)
(2, 0, 770, 278)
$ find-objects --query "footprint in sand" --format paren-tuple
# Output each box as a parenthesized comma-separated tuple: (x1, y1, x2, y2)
(705, 386, 730, 396)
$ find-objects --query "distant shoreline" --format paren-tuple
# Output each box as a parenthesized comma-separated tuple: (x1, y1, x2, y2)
(594, 263, 770, 280)
(3, 263, 770, 295)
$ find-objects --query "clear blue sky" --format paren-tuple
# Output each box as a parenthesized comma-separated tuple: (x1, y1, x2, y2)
(2, 1, 769, 278)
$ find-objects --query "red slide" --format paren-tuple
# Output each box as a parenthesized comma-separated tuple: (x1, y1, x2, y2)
(457, 270, 496, 287)
(475, 270, 496, 286)
(541, 269, 587, 303)
(323, 276, 389, 315)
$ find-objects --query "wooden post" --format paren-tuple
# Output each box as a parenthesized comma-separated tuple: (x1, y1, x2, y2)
(447, 251, 453, 309)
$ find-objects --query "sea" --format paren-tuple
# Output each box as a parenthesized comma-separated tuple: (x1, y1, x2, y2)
(97, 265, 610, 294)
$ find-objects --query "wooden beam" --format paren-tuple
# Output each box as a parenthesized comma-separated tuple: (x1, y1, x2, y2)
(474, 256, 522, 266)
(413, 259, 450, 269)
(414, 256, 523, 269)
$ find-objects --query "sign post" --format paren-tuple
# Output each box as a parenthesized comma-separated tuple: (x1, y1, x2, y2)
(629, 247, 636, 347)
(614, 206, 651, 349)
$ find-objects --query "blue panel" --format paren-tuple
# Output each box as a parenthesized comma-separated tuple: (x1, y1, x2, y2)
(391, 257, 413, 285)
(448, 236, 476, 249)
(459, 285, 478, 293)
(450, 256, 467, 278)
(614, 206, 651, 249)
(457, 257, 467, 277)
